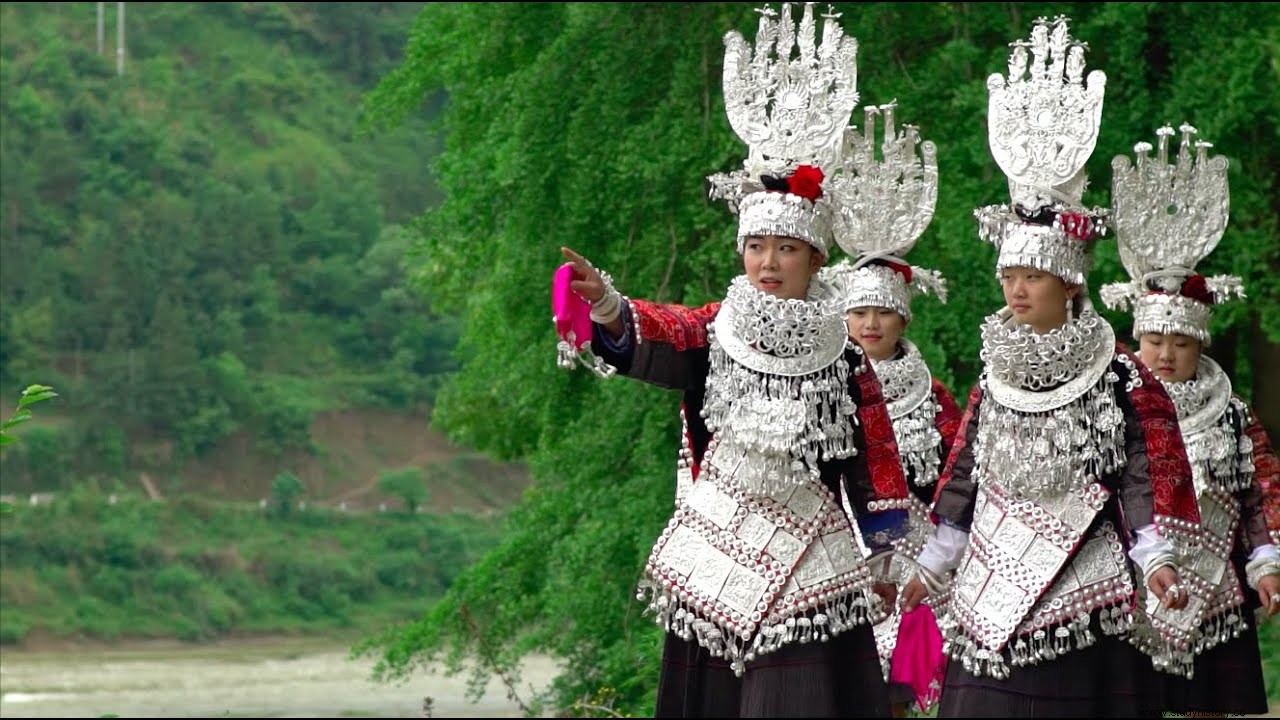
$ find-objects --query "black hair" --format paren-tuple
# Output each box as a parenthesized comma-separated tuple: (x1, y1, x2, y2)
(1014, 204, 1057, 226)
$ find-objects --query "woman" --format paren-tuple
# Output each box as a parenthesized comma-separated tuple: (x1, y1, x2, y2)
(559, 177, 907, 718)
(837, 259, 959, 716)
(898, 17, 1203, 718)
(839, 261, 959, 515)
(820, 104, 959, 713)
(1102, 124, 1279, 716)
(551, 6, 908, 716)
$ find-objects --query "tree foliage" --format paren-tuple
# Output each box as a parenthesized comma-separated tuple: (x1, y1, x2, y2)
(0, 2, 456, 486)
(361, 3, 1279, 715)
(377, 466, 429, 513)
(269, 471, 306, 518)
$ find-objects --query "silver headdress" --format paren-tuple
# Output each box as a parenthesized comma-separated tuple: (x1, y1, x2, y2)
(1099, 124, 1242, 345)
(974, 16, 1109, 285)
(822, 101, 945, 321)
(708, 2, 861, 256)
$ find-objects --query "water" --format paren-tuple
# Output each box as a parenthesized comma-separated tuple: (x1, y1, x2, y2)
(0, 635, 560, 718)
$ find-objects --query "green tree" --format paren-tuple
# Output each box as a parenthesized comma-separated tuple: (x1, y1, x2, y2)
(377, 467, 428, 513)
(0, 384, 57, 513)
(1, 2, 445, 486)
(357, 3, 1280, 716)
(0, 384, 58, 451)
(270, 471, 306, 519)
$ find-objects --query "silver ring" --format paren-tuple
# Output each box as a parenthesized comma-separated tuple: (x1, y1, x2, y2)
(1166, 584, 1183, 599)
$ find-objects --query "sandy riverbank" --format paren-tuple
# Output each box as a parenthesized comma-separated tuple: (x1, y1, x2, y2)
(0, 634, 561, 718)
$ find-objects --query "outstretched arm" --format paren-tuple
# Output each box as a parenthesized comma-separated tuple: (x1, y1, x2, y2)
(562, 247, 625, 340)
(559, 247, 720, 391)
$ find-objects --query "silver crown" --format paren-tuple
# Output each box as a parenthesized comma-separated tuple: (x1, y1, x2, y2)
(1111, 124, 1230, 280)
(716, 2, 858, 181)
(975, 16, 1109, 284)
(1099, 124, 1243, 344)
(708, 3, 860, 254)
(828, 101, 938, 259)
(988, 15, 1104, 212)
(821, 99, 945, 321)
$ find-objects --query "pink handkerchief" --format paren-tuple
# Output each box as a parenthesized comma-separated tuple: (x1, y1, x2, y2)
(551, 263, 615, 378)
(552, 262, 593, 352)
(889, 604, 947, 713)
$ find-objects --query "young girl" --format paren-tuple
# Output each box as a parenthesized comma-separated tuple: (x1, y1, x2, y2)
(823, 102, 958, 716)
(1102, 124, 1279, 716)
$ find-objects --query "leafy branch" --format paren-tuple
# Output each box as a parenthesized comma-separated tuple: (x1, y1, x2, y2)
(0, 384, 58, 451)
(0, 384, 57, 514)
(459, 603, 531, 716)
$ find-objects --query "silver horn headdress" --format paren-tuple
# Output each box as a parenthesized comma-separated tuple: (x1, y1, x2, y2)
(1100, 124, 1242, 344)
(821, 101, 946, 321)
(708, 2, 860, 256)
(974, 15, 1109, 284)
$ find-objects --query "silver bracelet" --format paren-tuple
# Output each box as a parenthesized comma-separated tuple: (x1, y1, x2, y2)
(1141, 552, 1177, 587)
(589, 271, 622, 324)
(915, 564, 947, 596)
(1245, 557, 1280, 590)
(867, 552, 894, 584)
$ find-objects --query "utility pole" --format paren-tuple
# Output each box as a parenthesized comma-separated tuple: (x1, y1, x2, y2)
(116, 2, 125, 77)
(96, 2, 104, 55)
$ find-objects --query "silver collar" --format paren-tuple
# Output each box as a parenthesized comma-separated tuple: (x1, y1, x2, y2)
(714, 275, 850, 376)
(982, 307, 1116, 413)
(1161, 356, 1232, 435)
(871, 340, 932, 420)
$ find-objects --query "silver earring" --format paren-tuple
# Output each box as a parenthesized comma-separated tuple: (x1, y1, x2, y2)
(1065, 297, 1074, 321)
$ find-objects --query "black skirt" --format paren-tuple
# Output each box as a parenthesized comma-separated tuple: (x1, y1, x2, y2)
(1162, 608, 1269, 715)
(936, 629, 1162, 718)
(654, 623, 890, 718)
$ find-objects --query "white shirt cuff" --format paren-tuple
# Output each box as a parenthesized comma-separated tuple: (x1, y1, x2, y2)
(917, 523, 969, 576)
(1249, 543, 1279, 562)
(1128, 523, 1175, 571)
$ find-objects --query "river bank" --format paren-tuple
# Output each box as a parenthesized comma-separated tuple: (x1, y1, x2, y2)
(0, 634, 561, 718)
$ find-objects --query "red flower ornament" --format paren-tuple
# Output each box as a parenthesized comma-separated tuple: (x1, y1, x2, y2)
(1181, 274, 1213, 304)
(1058, 212, 1095, 241)
(885, 260, 913, 283)
(787, 165, 825, 202)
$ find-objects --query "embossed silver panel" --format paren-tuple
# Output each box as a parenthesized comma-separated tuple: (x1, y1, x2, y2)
(737, 513, 777, 550)
(686, 479, 739, 529)
(658, 525, 707, 578)
(766, 529, 806, 567)
(720, 564, 770, 616)
(794, 543, 836, 589)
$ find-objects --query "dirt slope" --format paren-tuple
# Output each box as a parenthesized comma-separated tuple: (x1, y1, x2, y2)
(177, 408, 531, 514)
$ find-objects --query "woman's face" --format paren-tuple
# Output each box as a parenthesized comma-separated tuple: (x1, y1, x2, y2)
(847, 306, 905, 361)
(1138, 333, 1202, 383)
(999, 266, 1079, 333)
(742, 234, 823, 300)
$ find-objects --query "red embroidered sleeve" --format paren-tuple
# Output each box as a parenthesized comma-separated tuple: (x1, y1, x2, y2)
(1245, 412, 1280, 544)
(935, 383, 982, 502)
(855, 358, 908, 502)
(1121, 347, 1200, 524)
(931, 378, 963, 468)
(630, 299, 721, 351)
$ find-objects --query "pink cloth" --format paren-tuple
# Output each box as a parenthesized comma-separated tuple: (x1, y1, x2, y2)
(889, 604, 947, 713)
(551, 263, 593, 350)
